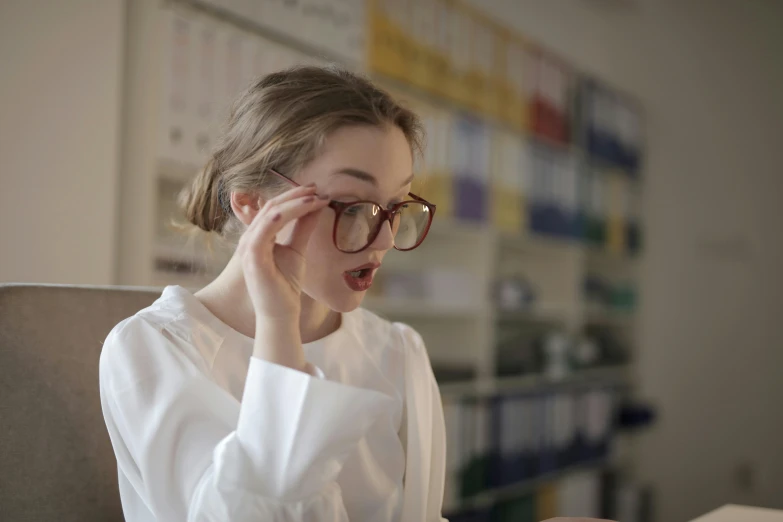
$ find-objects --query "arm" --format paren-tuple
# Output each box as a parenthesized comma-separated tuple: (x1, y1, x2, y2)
(100, 318, 393, 521)
(394, 323, 449, 522)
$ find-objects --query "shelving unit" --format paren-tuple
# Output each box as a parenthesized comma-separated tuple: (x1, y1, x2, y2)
(438, 364, 630, 398)
(117, 0, 645, 519)
(454, 459, 611, 513)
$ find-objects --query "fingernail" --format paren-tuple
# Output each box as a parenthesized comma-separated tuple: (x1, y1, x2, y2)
(305, 182, 316, 187)
(303, 196, 315, 203)
(317, 193, 330, 200)
(272, 213, 281, 222)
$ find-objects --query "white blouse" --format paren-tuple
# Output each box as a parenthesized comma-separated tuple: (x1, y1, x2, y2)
(99, 286, 447, 521)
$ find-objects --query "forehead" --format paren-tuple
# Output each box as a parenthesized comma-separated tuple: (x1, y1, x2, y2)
(297, 124, 413, 196)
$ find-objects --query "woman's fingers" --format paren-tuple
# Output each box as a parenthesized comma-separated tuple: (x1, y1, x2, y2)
(242, 194, 328, 263)
(286, 206, 322, 255)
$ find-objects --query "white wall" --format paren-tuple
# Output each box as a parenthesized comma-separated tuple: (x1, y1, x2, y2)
(0, 0, 125, 285)
(465, 0, 783, 520)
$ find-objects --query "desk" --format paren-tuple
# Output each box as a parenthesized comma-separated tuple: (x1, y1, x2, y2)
(691, 505, 783, 522)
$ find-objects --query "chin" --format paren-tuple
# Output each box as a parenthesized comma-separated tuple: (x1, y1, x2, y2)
(326, 291, 366, 314)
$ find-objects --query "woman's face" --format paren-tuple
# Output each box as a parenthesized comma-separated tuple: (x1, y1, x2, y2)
(290, 124, 414, 313)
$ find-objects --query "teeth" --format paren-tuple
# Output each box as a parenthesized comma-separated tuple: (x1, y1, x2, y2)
(349, 270, 362, 277)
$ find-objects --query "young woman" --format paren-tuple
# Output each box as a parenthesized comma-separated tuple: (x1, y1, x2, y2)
(99, 66, 612, 522)
(100, 66, 446, 521)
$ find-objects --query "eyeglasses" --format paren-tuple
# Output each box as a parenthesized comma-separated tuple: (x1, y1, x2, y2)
(269, 169, 436, 253)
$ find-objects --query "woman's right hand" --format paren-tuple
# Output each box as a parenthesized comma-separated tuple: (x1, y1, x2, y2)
(236, 183, 329, 325)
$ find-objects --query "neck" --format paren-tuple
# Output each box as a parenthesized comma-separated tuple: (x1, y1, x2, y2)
(195, 253, 341, 344)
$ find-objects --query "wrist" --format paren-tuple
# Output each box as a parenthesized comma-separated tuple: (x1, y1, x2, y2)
(253, 315, 306, 371)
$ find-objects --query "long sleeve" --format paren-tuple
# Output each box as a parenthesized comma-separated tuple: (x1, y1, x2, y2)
(99, 317, 394, 521)
(394, 322, 449, 522)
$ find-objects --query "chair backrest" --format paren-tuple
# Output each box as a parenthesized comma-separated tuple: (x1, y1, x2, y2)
(0, 284, 160, 522)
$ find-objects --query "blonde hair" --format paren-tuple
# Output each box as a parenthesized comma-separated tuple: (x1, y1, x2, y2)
(180, 66, 424, 237)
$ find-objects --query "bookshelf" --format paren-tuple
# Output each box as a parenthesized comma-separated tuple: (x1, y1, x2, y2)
(118, 0, 645, 519)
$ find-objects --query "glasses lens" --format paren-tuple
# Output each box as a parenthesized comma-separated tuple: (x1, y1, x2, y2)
(394, 202, 432, 250)
(334, 201, 432, 252)
(335, 202, 382, 253)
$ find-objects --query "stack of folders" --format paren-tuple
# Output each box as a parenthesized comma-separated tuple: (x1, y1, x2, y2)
(442, 386, 616, 521)
(581, 80, 643, 177)
(527, 144, 581, 239)
(528, 50, 574, 146)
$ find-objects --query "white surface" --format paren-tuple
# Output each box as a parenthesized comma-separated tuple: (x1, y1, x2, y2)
(692, 505, 783, 522)
(0, 0, 125, 284)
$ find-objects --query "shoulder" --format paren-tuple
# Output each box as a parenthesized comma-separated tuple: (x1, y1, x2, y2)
(352, 307, 428, 361)
(100, 296, 219, 394)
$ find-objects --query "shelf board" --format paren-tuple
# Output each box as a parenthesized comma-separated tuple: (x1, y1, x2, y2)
(438, 365, 631, 398)
(362, 296, 487, 319)
(495, 304, 571, 325)
(585, 307, 636, 328)
(497, 231, 584, 256)
(446, 458, 611, 514)
(586, 244, 640, 267)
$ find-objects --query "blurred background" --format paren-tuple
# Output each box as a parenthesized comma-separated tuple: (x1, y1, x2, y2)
(1, 0, 782, 521)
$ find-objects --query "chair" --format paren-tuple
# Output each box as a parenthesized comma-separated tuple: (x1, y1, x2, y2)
(0, 284, 160, 522)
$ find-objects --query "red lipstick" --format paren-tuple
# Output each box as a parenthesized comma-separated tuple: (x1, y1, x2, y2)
(343, 262, 380, 292)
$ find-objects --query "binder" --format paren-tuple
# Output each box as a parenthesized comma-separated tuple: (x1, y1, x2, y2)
(557, 469, 602, 518)
(552, 392, 579, 469)
(537, 392, 557, 474)
(551, 154, 569, 237)
(490, 130, 523, 233)
(528, 145, 561, 237)
(518, 140, 532, 234)
(495, 35, 528, 130)
(409, 0, 436, 91)
(368, 0, 408, 81)
(529, 51, 570, 144)
(452, 115, 488, 222)
(575, 162, 590, 241)
(447, 4, 472, 106)
(492, 493, 536, 522)
(414, 106, 455, 219)
(431, 0, 453, 99)
(463, 398, 493, 498)
(492, 394, 539, 486)
(580, 387, 615, 461)
(442, 397, 463, 512)
(463, 14, 493, 114)
(606, 171, 628, 254)
(562, 153, 581, 239)
(583, 168, 607, 246)
(537, 482, 559, 521)
(626, 182, 642, 253)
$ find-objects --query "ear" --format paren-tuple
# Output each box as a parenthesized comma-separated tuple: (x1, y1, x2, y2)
(230, 191, 264, 226)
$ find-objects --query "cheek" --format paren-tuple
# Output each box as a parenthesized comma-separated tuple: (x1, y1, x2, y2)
(304, 210, 339, 270)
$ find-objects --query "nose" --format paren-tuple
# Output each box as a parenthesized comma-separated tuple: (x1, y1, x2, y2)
(368, 217, 395, 252)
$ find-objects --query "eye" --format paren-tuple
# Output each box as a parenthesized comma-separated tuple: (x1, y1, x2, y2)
(343, 204, 362, 216)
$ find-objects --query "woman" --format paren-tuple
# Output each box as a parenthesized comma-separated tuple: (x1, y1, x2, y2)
(99, 66, 612, 522)
(100, 66, 445, 521)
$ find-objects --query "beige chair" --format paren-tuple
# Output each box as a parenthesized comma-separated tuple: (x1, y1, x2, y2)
(0, 284, 160, 522)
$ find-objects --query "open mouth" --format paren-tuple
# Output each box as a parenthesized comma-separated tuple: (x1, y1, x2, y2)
(343, 263, 380, 292)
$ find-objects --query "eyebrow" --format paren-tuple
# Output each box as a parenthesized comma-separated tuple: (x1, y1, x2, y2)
(332, 168, 415, 189)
